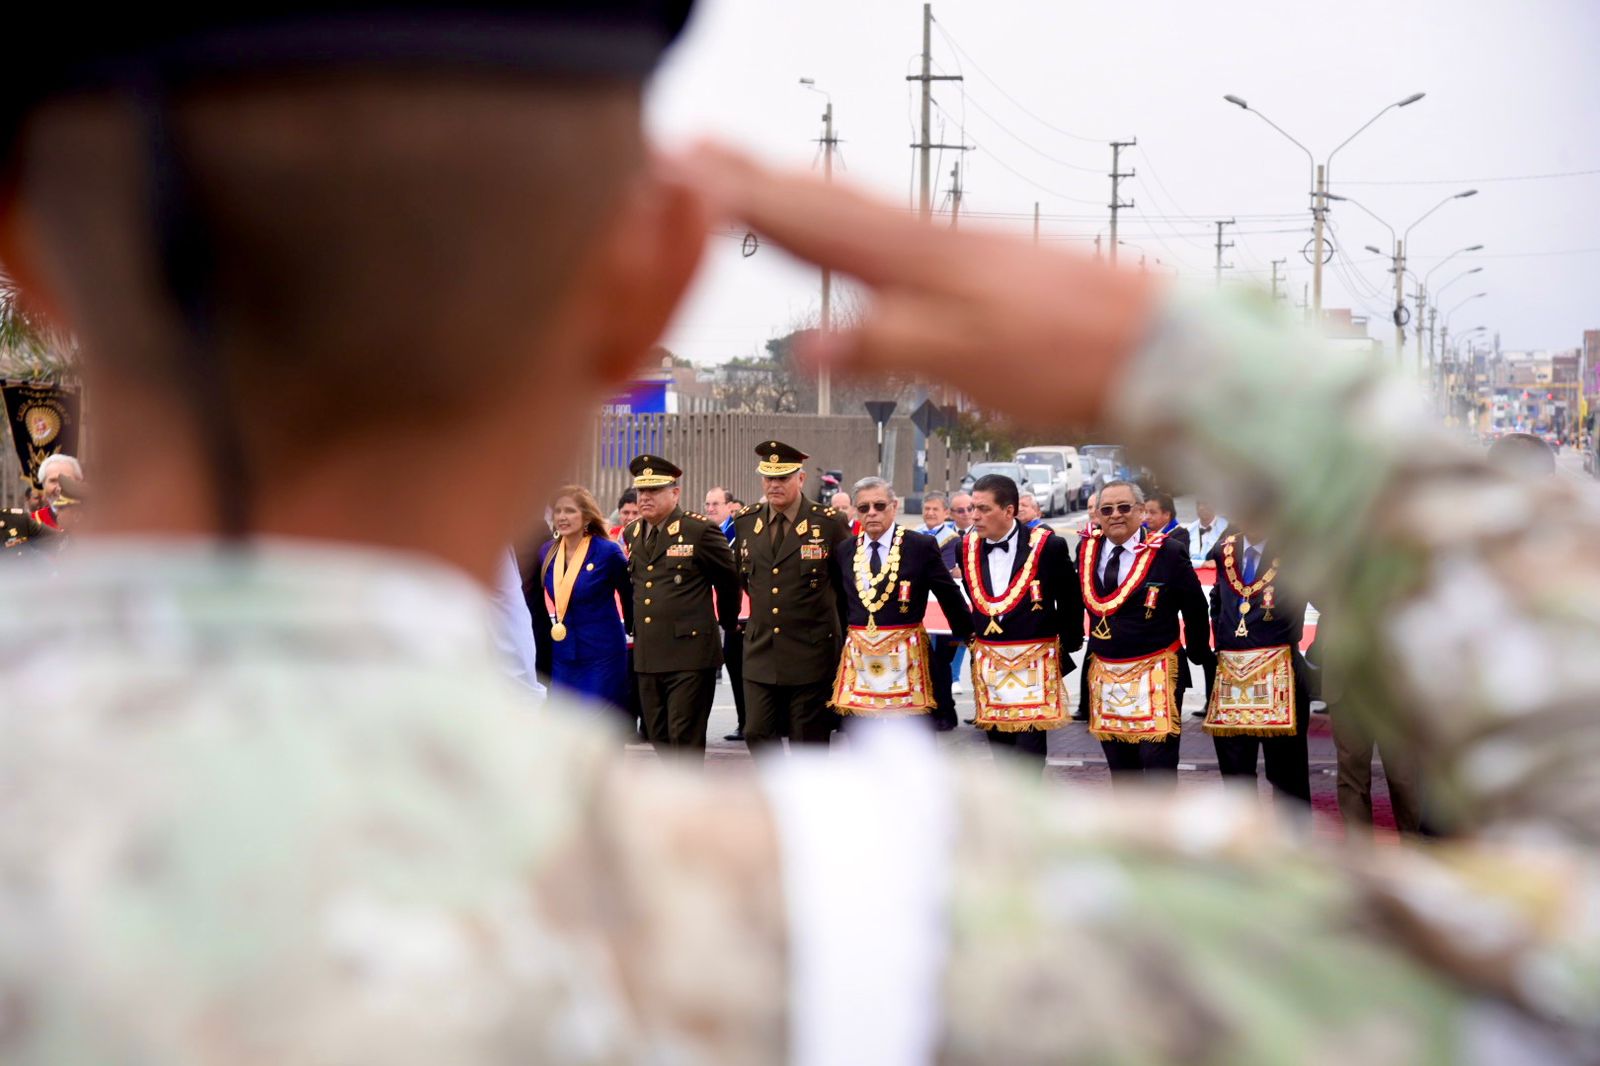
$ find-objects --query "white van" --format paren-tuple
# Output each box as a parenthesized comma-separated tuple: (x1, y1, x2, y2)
(1015, 446, 1086, 511)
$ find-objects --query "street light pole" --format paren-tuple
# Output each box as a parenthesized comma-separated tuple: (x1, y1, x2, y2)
(1223, 92, 1424, 321)
(801, 78, 837, 416)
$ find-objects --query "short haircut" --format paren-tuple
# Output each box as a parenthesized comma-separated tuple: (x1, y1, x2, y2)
(971, 473, 1019, 512)
(1100, 479, 1145, 505)
(706, 485, 732, 505)
(1148, 492, 1176, 516)
(728, 497, 744, 509)
(852, 475, 891, 496)
(1019, 493, 1037, 505)
(922, 490, 948, 507)
(617, 487, 638, 510)
(37, 454, 83, 483)
(20, 77, 642, 477)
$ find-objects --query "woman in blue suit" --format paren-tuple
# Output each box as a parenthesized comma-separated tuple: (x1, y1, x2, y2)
(539, 485, 632, 714)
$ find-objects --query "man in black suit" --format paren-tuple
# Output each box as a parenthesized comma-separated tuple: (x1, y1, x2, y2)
(1081, 481, 1212, 786)
(1143, 491, 1190, 555)
(831, 477, 973, 721)
(958, 473, 1082, 771)
(1203, 530, 1311, 805)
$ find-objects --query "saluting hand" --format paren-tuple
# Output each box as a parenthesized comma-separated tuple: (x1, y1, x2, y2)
(672, 144, 1159, 429)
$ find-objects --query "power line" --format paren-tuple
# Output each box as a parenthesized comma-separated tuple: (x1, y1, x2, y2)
(954, 85, 1103, 173)
(1339, 167, 1600, 186)
(932, 21, 1112, 145)
(930, 97, 1100, 205)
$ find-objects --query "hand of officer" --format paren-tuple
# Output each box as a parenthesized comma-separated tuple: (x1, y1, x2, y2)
(675, 144, 1160, 429)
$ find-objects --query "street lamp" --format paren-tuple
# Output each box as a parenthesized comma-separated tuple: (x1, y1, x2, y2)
(1430, 266, 1484, 364)
(799, 77, 835, 415)
(1325, 189, 1477, 369)
(1223, 91, 1425, 316)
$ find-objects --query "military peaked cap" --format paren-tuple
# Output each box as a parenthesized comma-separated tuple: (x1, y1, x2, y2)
(629, 453, 682, 489)
(755, 440, 807, 478)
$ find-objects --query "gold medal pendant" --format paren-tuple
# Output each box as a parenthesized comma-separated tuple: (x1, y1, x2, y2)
(1234, 617, 1249, 638)
(984, 614, 1004, 636)
(1091, 615, 1113, 640)
(551, 621, 569, 642)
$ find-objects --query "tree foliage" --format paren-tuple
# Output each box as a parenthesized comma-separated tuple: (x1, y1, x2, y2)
(0, 275, 75, 382)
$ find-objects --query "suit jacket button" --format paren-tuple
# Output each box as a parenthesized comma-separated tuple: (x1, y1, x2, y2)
(647, 565, 654, 572)
(646, 581, 653, 588)
(771, 606, 779, 614)
(774, 626, 781, 633)
(771, 586, 779, 594)
(772, 567, 780, 575)
(644, 616, 652, 624)
(644, 598, 652, 605)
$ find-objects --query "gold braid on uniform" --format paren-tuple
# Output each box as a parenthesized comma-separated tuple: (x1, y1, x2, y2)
(853, 526, 905, 632)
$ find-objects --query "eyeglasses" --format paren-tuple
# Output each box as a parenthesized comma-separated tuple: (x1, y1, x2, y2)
(856, 500, 891, 514)
(1097, 502, 1136, 517)
(952, 506, 973, 513)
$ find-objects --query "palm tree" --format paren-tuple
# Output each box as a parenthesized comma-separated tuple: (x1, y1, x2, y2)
(0, 274, 75, 382)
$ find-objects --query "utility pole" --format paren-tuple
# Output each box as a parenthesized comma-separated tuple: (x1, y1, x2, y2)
(1108, 139, 1136, 267)
(1213, 219, 1235, 287)
(1094, 234, 1103, 261)
(949, 160, 963, 229)
(1413, 284, 1427, 376)
(1428, 304, 1438, 367)
(1032, 201, 1040, 246)
(906, 3, 965, 221)
(1393, 238, 1406, 368)
(813, 93, 839, 415)
(1270, 258, 1286, 300)
(1312, 164, 1327, 321)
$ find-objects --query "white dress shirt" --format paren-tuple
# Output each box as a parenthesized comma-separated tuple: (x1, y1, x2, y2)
(1096, 530, 1142, 588)
(1185, 515, 1229, 562)
(982, 520, 1021, 594)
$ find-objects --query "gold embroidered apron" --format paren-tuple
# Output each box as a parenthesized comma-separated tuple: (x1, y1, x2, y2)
(1203, 645, 1297, 737)
(970, 638, 1068, 732)
(832, 624, 935, 715)
(1087, 642, 1182, 743)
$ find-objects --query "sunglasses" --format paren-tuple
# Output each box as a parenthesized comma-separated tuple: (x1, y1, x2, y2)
(1097, 502, 1137, 517)
(856, 500, 891, 514)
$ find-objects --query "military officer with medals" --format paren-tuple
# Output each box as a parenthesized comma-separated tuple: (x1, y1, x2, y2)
(621, 454, 739, 755)
(732, 440, 852, 750)
(958, 473, 1081, 769)
(1202, 530, 1312, 805)
(831, 477, 973, 720)
(1079, 480, 1213, 785)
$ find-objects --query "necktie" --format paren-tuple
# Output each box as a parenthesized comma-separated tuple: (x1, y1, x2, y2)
(645, 524, 659, 557)
(771, 512, 788, 550)
(1100, 544, 1124, 597)
(1244, 546, 1260, 585)
(870, 539, 883, 576)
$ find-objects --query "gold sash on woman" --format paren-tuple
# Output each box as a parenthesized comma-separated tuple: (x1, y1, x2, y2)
(1087, 642, 1181, 743)
(1203, 645, 1297, 736)
(545, 535, 590, 642)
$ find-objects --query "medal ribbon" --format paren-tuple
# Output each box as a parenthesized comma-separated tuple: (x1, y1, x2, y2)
(551, 535, 591, 631)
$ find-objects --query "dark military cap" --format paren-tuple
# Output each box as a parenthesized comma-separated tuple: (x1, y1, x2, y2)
(755, 440, 807, 478)
(629, 453, 681, 489)
(0, 1, 696, 154)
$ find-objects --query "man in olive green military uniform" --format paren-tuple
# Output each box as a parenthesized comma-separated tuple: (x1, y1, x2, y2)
(732, 440, 852, 749)
(622, 453, 740, 755)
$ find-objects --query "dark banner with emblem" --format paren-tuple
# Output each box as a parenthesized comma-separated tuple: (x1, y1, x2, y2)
(1, 382, 81, 489)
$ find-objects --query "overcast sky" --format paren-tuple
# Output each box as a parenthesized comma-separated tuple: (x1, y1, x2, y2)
(645, 0, 1600, 364)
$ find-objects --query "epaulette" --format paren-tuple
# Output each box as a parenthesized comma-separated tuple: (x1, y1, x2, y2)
(629, 520, 642, 538)
(734, 503, 761, 519)
(821, 506, 839, 518)
(686, 511, 707, 522)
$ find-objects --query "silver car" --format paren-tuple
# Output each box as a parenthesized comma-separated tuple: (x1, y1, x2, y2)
(959, 462, 1042, 507)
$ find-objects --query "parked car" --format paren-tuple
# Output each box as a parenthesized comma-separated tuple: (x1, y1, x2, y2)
(1080, 455, 1111, 507)
(1021, 463, 1066, 516)
(1015, 445, 1085, 512)
(959, 461, 1043, 506)
(1079, 444, 1153, 494)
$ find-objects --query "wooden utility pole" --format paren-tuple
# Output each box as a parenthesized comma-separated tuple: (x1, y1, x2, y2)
(1108, 139, 1136, 266)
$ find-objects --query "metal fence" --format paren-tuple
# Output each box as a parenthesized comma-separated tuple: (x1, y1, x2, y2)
(568, 411, 997, 516)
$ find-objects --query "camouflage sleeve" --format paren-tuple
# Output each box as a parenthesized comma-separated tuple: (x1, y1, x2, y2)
(938, 288, 1600, 1059)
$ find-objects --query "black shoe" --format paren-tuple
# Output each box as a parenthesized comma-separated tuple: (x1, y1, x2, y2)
(934, 720, 956, 732)
(1190, 710, 1207, 719)
(1071, 711, 1088, 721)
(962, 716, 976, 725)
(724, 731, 745, 742)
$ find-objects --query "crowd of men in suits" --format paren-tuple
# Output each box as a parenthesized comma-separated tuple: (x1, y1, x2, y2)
(519, 439, 1410, 827)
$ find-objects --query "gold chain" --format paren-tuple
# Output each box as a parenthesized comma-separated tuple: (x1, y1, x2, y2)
(854, 526, 905, 620)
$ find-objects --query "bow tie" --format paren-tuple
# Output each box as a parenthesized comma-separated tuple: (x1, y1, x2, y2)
(1199, 525, 1211, 535)
(983, 539, 1012, 555)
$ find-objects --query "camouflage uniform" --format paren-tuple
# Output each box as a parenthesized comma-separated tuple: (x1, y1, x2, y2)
(1, 289, 1597, 1064)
